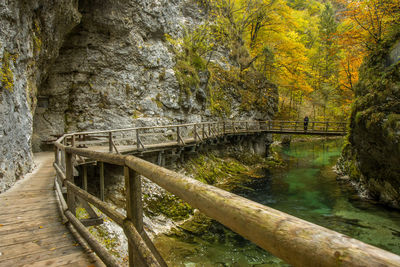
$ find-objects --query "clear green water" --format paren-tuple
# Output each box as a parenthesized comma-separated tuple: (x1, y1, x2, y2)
(156, 138, 400, 266)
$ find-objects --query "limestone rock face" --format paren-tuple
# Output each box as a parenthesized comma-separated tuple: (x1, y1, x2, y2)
(337, 34, 400, 209)
(33, 0, 277, 150)
(0, 0, 81, 192)
(1, 0, 277, 192)
(32, 0, 203, 148)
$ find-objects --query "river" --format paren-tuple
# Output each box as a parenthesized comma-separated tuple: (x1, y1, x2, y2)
(154, 138, 400, 266)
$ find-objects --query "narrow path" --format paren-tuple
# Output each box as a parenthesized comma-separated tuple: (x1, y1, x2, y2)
(0, 152, 103, 267)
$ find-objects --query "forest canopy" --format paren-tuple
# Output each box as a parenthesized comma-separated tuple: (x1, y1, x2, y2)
(169, 0, 400, 121)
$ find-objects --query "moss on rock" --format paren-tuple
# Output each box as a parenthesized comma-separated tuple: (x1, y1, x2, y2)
(338, 28, 400, 209)
(144, 192, 193, 221)
(0, 51, 15, 92)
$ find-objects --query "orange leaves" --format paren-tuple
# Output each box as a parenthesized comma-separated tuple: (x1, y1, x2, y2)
(337, 0, 400, 47)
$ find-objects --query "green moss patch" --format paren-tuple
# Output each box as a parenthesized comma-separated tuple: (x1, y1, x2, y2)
(0, 51, 15, 92)
(144, 193, 193, 221)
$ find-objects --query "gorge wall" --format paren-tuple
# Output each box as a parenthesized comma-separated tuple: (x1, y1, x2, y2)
(0, 0, 277, 192)
(337, 31, 400, 209)
(0, 0, 81, 192)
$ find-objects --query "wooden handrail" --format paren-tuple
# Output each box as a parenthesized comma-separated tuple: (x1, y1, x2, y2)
(54, 120, 400, 267)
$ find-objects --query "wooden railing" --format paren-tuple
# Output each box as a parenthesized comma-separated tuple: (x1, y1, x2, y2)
(58, 120, 346, 154)
(52, 120, 400, 267)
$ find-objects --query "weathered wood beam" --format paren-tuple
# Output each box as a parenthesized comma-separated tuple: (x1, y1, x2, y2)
(125, 167, 144, 266)
(80, 218, 103, 227)
(54, 177, 68, 224)
(108, 132, 113, 153)
(83, 165, 88, 191)
(77, 196, 99, 219)
(111, 140, 120, 154)
(65, 146, 125, 166)
(65, 152, 76, 215)
(65, 181, 124, 226)
(123, 219, 162, 267)
(99, 162, 104, 201)
(124, 167, 168, 267)
(64, 210, 120, 267)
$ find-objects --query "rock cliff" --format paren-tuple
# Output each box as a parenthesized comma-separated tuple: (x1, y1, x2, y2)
(0, 0, 277, 192)
(337, 31, 400, 209)
(0, 0, 81, 192)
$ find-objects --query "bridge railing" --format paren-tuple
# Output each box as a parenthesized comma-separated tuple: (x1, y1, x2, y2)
(265, 120, 347, 132)
(52, 120, 400, 267)
(60, 120, 346, 153)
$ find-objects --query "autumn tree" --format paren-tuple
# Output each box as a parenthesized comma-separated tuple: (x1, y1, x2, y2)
(306, 2, 341, 120)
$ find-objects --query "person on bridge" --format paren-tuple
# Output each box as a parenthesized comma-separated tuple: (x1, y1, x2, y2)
(304, 116, 309, 131)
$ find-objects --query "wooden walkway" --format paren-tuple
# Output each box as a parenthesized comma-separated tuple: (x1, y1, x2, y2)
(63, 120, 346, 158)
(0, 152, 103, 267)
(52, 120, 400, 267)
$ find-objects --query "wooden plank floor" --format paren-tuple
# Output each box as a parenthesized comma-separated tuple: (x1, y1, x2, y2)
(0, 152, 104, 267)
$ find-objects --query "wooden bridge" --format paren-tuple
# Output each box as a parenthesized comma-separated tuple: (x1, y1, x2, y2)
(66, 120, 347, 155)
(3, 120, 400, 266)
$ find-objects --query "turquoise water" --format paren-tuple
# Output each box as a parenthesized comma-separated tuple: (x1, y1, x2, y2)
(156, 138, 400, 266)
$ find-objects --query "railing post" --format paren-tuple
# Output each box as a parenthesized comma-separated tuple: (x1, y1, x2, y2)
(136, 129, 140, 150)
(280, 121, 283, 131)
(54, 146, 59, 165)
(194, 124, 197, 142)
(326, 122, 329, 132)
(295, 121, 298, 132)
(61, 150, 65, 170)
(177, 126, 181, 144)
(66, 151, 76, 215)
(208, 124, 211, 137)
(100, 162, 104, 201)
(223, 121, 226, 134)
(202, 124, 205, 139)
(109, 132, 113, 153)
(71, 135, 75, 147)
(83, 165, 88, 191)
(246, 122, 249, 131)
(312, 122, 315, 131)
(124, 167, 145, 267)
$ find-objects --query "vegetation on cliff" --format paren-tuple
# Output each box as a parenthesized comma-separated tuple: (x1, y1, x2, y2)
(0, 50, 16, 92)
(338, 24, 400, 208)
(167, 0, 399, 122)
